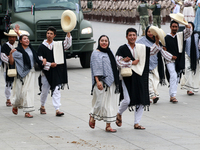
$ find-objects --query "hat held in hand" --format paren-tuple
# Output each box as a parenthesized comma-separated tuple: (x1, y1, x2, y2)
(169, 13, 188, 26)
(149, 26, 166, 46)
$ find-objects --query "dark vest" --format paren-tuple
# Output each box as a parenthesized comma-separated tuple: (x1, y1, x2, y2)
(153, 4, 161, 16)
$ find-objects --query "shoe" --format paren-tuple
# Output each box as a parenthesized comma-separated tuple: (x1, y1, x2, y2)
(105, 126, 117, 133)
(25, 113, 33, 118)
(56, 111, 64, 117)
(153, 97, 159, 104)
(12, 107, 18, 115)
(6, 101, 12, 107)
(187, 91, 194, 96)
(89, 115, 95, 129)
(170, 97, 178, 103)
(134, 124, 145, 130)
(115, 113, 122, 127)
(39, 107, 46, 114)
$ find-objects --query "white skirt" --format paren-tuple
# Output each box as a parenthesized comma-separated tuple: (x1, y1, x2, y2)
(183, 7, 195, 22)
(11, 68, 35, 112)
(90, 83, 119, 123)
(180, 55, 200, 92)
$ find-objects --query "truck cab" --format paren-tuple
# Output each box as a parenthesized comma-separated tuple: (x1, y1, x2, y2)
(0, 0, 94, 68)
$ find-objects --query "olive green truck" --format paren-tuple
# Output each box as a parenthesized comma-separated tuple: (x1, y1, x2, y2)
(0, 0, 94, 68)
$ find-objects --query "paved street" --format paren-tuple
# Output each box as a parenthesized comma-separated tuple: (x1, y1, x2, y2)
(0, 22, 200, 150)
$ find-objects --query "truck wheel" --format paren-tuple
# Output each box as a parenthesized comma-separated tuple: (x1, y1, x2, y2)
(80, 52, 92, 68)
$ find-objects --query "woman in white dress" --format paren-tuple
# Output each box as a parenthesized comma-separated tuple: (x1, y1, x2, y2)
(89, 35, 120, 132)
(183, 0, 195, 22)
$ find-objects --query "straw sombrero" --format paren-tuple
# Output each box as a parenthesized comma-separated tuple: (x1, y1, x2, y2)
(174, 0, 182, 5)
(169, 13, 188, 26)
(149, 26, 166, 46)
(4, 29, 18, 36)
(19, 30, 30, 36)
(61, 10, 77, 32)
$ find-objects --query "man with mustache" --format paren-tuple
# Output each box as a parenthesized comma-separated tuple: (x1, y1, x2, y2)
(165, 20, 192, 103)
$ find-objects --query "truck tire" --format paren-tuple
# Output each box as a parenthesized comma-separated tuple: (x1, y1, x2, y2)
(80, 52, 92, 68)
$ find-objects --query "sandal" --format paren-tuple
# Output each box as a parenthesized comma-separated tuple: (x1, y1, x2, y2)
(12, 107, 18, 115)
(105, 126, 117, 133)
(153, 97, 159, 104)
(56, 111, 64, 117)
(39, 107, 46, 114)
(6, 101, 12, 107)
(170, 97, 178, 103)
(187, 91, 194, 96)
(25, 113, 33, 118)
(134, 124, 145, 130)
(89, 115, 95, 129)
(115, 113, 122, 127)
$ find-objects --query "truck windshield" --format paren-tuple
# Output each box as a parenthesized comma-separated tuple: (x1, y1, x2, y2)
(15, 0, 81, 12)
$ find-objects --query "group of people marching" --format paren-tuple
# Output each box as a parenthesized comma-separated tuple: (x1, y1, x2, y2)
(89, 16, 200, 132)
(1, 25, 72, 118)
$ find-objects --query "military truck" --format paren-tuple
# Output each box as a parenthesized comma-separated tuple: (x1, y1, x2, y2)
(0, 0, 94, 68)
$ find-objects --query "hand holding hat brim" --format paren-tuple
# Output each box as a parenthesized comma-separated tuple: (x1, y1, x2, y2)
(149, 26, 166, 46)
(169, 13, 188, 26)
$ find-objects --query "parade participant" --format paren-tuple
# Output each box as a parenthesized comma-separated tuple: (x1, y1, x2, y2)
(165, 19, 192, 103)
(136, 26, 176, 103)
(37, 26, 72, 116)
(115, 28, 161, 129)
(161, 0, 167, 25)
(180, 22, 200, 95)
(194, 0, 200, 32)
(89, 35, 120, 132)
(137, 0, 149, 36)
(10, 28, 46, 118)
(171, 0, 182, 14)
(149, 0, 162, 28)
(1, 29, 18, 107)
(182, 0, 195, 22)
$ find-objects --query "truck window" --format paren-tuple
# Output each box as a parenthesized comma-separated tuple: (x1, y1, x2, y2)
(14, 0, 81, 13)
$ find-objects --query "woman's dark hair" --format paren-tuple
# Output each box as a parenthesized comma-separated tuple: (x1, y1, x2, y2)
(19, 35, 29, 42)
(126, 28, 137, 37)
(188, 22, 195, 32)
(47, 26, 57, 35)
(170, 20, 179, 27)
(97, 35, 110, 49)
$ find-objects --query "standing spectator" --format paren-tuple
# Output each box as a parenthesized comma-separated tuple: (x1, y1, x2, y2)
(137, 0, 149, 36)
(10, 28, 45, 118)
(194, 0, 200, 32)
(180, 22, 200, 95)
(149, 0, 162, 28)
(1, 29, 18, 107)
(183, 0, 195, 22)
(89, 35, 120, 132)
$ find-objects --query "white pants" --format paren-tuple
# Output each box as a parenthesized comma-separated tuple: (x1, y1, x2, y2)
(149, 67, 159, 99)
(167, 62, 179, 97)
(118, 80, 144, 125)
(40, 75, 61, 110)
(4, 72, 12, 100)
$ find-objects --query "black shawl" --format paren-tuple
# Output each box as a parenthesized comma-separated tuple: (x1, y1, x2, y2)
(1, 43, 15, 85)
(116, 44, 150, 111)
(37, 43, 68, 95)
(97, 35, 120, 93)
(145, 26, 165, 85)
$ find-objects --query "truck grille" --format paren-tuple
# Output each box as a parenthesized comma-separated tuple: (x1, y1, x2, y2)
(36, 20, 78, 41)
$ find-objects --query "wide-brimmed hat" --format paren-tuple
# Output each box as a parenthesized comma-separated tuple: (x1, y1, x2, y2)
(169, 13, 188, 26)
(4, 29, 18, 36)
(61, 10, 77, 32)
(175, 0, 182, 5)
(19, 30, 30, 36)
(149, 26, 166, 46)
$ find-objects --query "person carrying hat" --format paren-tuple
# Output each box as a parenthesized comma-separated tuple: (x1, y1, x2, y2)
(165, 19, 192, 103)
(1, 29, 18, 107)
(9, 25, 46, 118)
(37, 26, 72, 117)
(115, 28, 162, 130)
(136, 26, 177, 104)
